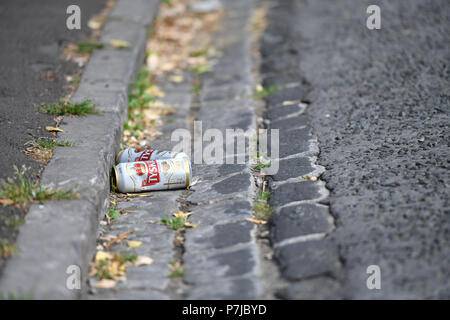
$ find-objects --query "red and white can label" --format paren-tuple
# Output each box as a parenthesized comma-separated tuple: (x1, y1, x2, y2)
(114, 158, 191, 193)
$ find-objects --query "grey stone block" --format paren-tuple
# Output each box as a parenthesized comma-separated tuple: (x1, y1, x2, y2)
(90, 288, 169, 300)
(275, 239, 340, 280)
(185, 220, 254, 252)
(191, 163, 248, 183)
(269, 181, 322, 207)
(184, 245, 259, 284)
(0, 200, 99, 299)
(265, 104, 303, 121)
(109, 0, 160, 26)
(268, 127, 312, 159)
(187, 277, 259, 300)
(269, 115, 309, 131)
(187, 172, 253, 205)
(115, 261, 172, 291)
(276, 276, 343, 300)
(271, 203, 334, 245)
(189, 199, 253, 226)
(272, 157, 315, 181)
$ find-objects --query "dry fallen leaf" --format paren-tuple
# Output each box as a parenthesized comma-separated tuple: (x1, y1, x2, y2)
(126, 193, 152, 198)
(282, 100, 300, 106)
(110, 39, 131, 49)
(134, 256, 154, 266)
(173, 211, 192, 219)
(246, 217, 267, 225)
(189, 177, 200, 188)
(127, 240, 142, 248)
(103, 230, 133, 250)
(0, 199, 14, 205)
(183, 222, 198, 228)
(46, 126, 63, 132)
(95, 251, 114, 261)
(94, 279, 116, 289)
(88, 18, 102, 30)
(169, 75, 184, 83)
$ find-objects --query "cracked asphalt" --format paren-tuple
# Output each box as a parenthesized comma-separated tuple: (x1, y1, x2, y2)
(263, 0, 449, 298)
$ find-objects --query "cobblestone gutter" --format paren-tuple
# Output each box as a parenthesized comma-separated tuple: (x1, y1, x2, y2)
(89, 0, 267, 300)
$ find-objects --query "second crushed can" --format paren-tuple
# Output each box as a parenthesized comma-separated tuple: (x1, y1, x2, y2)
(112, 158, 191, 193)
(116, 148, 189, 164)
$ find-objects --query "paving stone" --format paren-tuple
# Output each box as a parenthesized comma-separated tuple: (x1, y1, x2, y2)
(269, 181, 322, 207)
(275, 239, 340, 280)
(271, 157, 314, 181)
(267, 127, 312, 159)
(265, 104, 303, 121)
(198, 104, 255, 132)
(116, 260, 172, 290)
(271, 203, 334, 245)
(191, 163, 248, 182)
(187, 172, 253, 205)
(263, 72, 306, 88)
(116, 191, 183, 219)
(185, 220, 254, 252)
(189, 199, 253, 226)
(90, 289, 169, 300)
(184, 245, 259, 284)
(109, 0, 159, 26)
(200, 84, 251, 102)
(115, 232, 175, 256)
(187, 277, 259, 300)
(269, 115, 309, 131)
(276, 277, 343, 300)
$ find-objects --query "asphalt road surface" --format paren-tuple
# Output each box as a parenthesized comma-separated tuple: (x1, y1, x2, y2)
(0, 0, 106, 272)
(264, 0, 449, 298)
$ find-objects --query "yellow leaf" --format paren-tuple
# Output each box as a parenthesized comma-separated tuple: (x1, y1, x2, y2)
(0, 199, 14, 205)
(46, 126, 63, 132)
(183, 222, 197, 228)
(87, 18, 102, 30)
(134, 256, 154, 266)
(282, 100, 299, 106)
(256, 84, 264, 92)
(169, 75, 184, 83)
(127, 241, 142, 248)
(110, 39, 131, 49)
(126, 193, 151, 198)
(94, 279, 116, 289)
(173, 211, 192, 219)
(246, 217, 267, 225)
(95, 251, 114, 261)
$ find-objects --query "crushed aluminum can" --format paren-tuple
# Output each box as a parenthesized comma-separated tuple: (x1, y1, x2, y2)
(116, 148, 189, 164)
(112, 158, 191, 193)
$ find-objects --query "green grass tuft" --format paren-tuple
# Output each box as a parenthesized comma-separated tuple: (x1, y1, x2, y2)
(191, 64, 212, 75)
(254, 86, 278, 99)
(0, 166, 78, 207)
(38, 100, 98, 116)
(161, 216, 186, 231)
(107, 208, 120, 220)
(253, 202, 275, 221)
(77, 41, 104, 54)
(36, 140, 73, 149)
(0, 240, 18, 258)
(258, 190, 271, 200)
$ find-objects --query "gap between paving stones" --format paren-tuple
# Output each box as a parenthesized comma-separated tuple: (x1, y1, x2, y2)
(0, 0, 160, 299)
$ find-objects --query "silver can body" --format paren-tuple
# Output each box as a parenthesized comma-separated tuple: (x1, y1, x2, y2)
(116, 148, 189, 164)
(113, 158, 191, 193)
